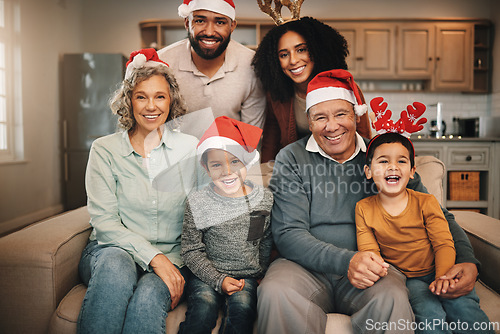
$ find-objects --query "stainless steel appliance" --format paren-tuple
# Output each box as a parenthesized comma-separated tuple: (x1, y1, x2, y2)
(61, 53, 126, 210)
(454, 117, 479, 137)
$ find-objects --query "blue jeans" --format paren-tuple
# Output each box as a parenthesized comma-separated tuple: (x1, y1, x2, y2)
(178, 276, 257, 334)
(77, 241, 190, 334)
(406, 272, 493, 334)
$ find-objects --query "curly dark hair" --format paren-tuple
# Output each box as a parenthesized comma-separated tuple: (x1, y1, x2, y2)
(252, 17, 349, 103)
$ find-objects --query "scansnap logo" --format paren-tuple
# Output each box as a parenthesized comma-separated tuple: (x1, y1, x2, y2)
(365, 319, 500, 332)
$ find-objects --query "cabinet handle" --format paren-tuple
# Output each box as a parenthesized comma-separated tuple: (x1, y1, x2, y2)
(466, 155, 472, 161)
(356, 57, 364, 61)
(436, 57, 441, 61)
(428, 57, 433, 61)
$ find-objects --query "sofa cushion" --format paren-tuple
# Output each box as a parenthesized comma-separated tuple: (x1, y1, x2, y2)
(414, 155, 445, 206)
(0, 207, 91, 334)
(451, 210, 500, 294)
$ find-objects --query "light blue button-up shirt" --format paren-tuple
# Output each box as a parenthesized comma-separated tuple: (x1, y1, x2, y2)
(86, 127, 203, 270)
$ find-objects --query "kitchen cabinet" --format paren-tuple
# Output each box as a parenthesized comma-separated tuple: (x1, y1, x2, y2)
(397, 23, 435, 78)
(413, 139, 498, 219)
(332, 22, 396, 78)
(431, 23, 473, 91)
(139, 18, 492, 93)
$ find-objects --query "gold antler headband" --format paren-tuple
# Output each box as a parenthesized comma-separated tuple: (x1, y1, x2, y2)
(257, 0, 305, 25)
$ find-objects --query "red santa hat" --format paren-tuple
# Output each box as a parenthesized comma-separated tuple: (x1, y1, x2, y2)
(178, 0, 236, 21)
(306, 69, 368, 116)
(197, 116, 262, 168)
(125, 48, 169, 80)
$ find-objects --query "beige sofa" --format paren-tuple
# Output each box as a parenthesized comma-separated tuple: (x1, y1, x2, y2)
(0, 156, 499, 334)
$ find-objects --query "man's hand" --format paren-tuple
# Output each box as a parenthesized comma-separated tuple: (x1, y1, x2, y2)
(347, 251, 389, 289)
(433, 262, 478, 299)
(222, 277, 245, 296)
(429, 277, 457, 295)
(150, 254, 185, 309)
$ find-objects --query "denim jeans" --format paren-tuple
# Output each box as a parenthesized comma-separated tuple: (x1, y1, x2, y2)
(77, 241, 190, 334)
(406, 272, 493, 334)
(178, 276, 257, 334)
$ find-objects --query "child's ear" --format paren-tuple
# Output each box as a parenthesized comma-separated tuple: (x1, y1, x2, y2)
(364, 164, 372, 179)
(410, 166, 416, 179)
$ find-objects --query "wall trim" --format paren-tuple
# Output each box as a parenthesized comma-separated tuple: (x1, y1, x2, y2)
(0, 204, 64, 237)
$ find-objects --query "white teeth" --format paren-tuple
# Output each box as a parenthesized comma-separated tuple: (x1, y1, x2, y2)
(325, 134, 342, 140)
(222, 179, 236, 185)
(202, 40, 217, 45)
(144, 115, 159, 119)
(290, 66, 305, 74)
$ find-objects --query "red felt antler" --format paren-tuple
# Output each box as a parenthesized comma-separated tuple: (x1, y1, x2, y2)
(369, 97, 427, 138)
(400, 102, 427, 137)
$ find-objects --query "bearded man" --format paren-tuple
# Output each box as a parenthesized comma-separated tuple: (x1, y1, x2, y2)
(158, 0, 266, 135)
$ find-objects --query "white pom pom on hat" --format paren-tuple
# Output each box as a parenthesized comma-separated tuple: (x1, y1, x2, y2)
(305, 69, 368, 117)
(178, 0, 236, 21)
(124, 48, 169, 80)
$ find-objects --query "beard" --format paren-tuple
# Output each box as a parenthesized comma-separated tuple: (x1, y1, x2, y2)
(188, 32, 231, 60)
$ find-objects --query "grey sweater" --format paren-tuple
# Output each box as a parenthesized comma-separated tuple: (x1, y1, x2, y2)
(181, 182, 273, 293)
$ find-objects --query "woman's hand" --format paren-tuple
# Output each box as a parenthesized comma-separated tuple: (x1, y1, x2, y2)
(222, 277, 245, 296)
(149, 254, 185, 308)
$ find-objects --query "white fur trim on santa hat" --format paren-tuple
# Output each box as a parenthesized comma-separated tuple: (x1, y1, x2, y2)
(306, 87, 367, 116)
(178, 0, 235, 20)
(125, 54, 168, 80)
(197, 136, 260, 169)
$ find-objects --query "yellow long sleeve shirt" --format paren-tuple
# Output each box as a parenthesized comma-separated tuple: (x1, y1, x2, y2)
(355, 189, 456, 278)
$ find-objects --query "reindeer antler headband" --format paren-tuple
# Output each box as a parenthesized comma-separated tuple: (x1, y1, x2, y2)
(257, 0, 304, 25)
(369, 97, 428, 138)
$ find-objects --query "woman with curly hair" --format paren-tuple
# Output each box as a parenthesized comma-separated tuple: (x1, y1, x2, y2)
(78, 49, 201, 334)
(252, 17, 371, 162)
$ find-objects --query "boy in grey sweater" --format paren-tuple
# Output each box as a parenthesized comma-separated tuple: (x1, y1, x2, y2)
(179, 116, 273, 334)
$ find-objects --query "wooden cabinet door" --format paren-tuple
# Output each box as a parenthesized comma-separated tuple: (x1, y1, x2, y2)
(330, 22, 359, 76)
(334, 22, 396, 79)
(397, 23, 434, 78)
(433, 23, 473, 91)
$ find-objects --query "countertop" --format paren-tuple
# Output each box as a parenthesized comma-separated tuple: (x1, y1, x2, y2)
(411, 135, 500, 142)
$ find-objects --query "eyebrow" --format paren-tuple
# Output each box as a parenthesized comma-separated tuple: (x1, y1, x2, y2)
(278, 42, 308, 54)
(193, 14, 229, 22)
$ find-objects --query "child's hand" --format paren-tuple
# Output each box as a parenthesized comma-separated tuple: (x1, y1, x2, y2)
(429, 277, 458, 296)
(222, 277, 245, 296)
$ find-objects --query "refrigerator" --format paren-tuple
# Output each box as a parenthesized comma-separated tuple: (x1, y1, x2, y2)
(61, 53, 126, 210)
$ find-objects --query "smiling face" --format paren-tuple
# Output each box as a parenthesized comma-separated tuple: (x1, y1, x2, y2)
(131, 74, 171, 137)
(205, 149, 248, 198)
(365, 142, 416, 197)
(187, 10, 236, 60)
(277, 30, 315, 93)
(308, 99, 359, 163)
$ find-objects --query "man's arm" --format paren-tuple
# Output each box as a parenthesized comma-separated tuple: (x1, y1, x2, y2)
(240, 74, 266, 129)
(408, 172, 479, 298)
(269, 150, 356, 276)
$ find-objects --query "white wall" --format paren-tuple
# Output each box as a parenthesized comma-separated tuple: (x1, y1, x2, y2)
(0, 0, 498, 234)
(0, 0, 83, 234)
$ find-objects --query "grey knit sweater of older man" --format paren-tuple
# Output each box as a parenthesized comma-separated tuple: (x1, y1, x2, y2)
(181, 182, 273, 293)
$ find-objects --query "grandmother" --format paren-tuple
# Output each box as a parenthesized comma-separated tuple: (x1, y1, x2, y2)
(77, 49, 201, 334)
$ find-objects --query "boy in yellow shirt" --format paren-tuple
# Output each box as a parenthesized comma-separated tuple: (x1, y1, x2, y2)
(356, 131, 492, 333)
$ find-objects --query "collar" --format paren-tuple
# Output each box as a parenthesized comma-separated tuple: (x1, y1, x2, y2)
(121, 125, 172, 156)
(179, 39, 238, 75)
(305, 132, 367, 163)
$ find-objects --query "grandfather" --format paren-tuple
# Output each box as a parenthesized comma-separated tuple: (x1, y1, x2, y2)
(257, 69, 479, 334)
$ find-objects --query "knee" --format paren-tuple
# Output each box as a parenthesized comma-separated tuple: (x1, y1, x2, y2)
(91, 247, 137, 284)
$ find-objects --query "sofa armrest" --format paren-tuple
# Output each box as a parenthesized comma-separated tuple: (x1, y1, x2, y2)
(0, 206, 91, 334)
(451, 210, 500, 294)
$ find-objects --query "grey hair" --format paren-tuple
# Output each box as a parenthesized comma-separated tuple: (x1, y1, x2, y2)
(110, 65, 187, 131)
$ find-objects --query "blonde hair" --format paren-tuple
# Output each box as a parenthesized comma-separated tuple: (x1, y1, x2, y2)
(110, 66, 187, 131)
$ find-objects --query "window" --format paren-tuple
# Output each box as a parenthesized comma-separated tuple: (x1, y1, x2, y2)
(0, 0, 22, 162)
